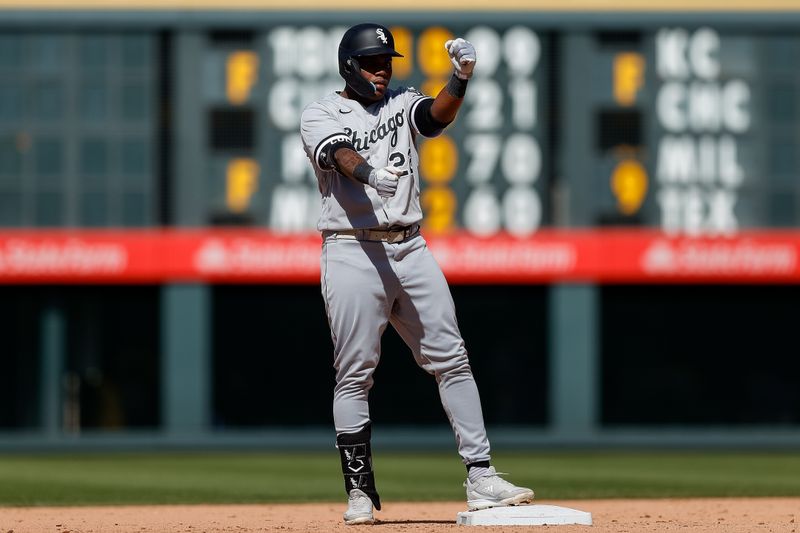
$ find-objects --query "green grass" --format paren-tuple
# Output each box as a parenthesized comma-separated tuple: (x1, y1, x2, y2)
(0, 451, 799, 506)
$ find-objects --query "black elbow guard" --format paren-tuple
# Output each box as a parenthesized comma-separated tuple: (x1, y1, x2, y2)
(316, 133, 355, 171)
(412, 98, 450, 137)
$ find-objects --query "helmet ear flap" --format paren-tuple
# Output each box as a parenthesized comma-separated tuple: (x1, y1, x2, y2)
(346, 57, 360, 74)
(341, 56, 377, 98)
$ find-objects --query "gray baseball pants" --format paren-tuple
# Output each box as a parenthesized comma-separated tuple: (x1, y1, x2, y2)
(321, 232, 491, 465)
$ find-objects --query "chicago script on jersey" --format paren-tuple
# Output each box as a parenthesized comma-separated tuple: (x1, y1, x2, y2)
(344, 110, 405, 151)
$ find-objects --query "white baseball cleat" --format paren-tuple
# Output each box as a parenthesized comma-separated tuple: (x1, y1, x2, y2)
(343, 488, 375, 525)
(464, 467, 535, 511)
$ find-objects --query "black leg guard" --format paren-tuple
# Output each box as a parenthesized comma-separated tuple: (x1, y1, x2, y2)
(336, 423, 381, 511)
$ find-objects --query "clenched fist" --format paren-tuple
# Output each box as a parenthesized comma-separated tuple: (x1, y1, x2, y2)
(445, 38, 476, 80)
(368, 166, 400, 198)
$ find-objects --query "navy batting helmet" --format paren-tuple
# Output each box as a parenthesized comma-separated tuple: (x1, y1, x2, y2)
(338, 23, 403, 98)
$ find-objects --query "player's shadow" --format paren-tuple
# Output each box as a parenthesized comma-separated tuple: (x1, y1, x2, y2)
(374, 519, 454, 525)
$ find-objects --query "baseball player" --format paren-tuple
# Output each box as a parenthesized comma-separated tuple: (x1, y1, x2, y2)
(300, 23, 534, 525)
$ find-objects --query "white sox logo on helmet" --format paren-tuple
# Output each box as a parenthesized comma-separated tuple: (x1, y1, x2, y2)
(375, 28, 388, 44)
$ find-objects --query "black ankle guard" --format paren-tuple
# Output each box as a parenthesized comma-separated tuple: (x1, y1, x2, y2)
(337, 424, 381, 511)
(466, 460, 491, 472)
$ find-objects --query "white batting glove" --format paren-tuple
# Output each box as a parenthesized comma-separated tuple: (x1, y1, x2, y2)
(445, 38, 476, 80)
(368, 166, 400, 198)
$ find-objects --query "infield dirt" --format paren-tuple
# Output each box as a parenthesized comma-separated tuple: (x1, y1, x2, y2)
(1, 498, 797, 532)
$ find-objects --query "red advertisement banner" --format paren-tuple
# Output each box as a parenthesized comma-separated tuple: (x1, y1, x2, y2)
(0, 229, 798, 284)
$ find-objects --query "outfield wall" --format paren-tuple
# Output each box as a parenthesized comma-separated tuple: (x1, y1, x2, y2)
(1, 7, 799, 450)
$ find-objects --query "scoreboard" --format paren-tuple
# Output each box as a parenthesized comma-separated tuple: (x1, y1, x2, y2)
(559, 26, 798, 235)
(0, 32, 157, 227)
(199, 24, 549, 238)
(1, 17, 799, 239)
(194, 22, 800, 237)
(646, 29, 792, 234)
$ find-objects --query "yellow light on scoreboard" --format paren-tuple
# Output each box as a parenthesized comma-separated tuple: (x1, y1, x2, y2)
(226, 50, 259, 105)
(613, 52, 645, 107)
(390, 26, 413, 80)
(611, 158, 648, 215)
(419, 135, 458, 185)
(226, 158, 259, 213)
(421, 186, 456, 234)
(421, 77, 448, 98)
(417, 26, 454, 78)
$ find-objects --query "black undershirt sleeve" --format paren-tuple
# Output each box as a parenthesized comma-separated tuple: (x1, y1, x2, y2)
(413, 98, 451, 137)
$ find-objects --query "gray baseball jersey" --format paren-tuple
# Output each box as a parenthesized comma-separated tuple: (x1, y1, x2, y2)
(300, 87, 430, 231)
(301, 87, 491, 466)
